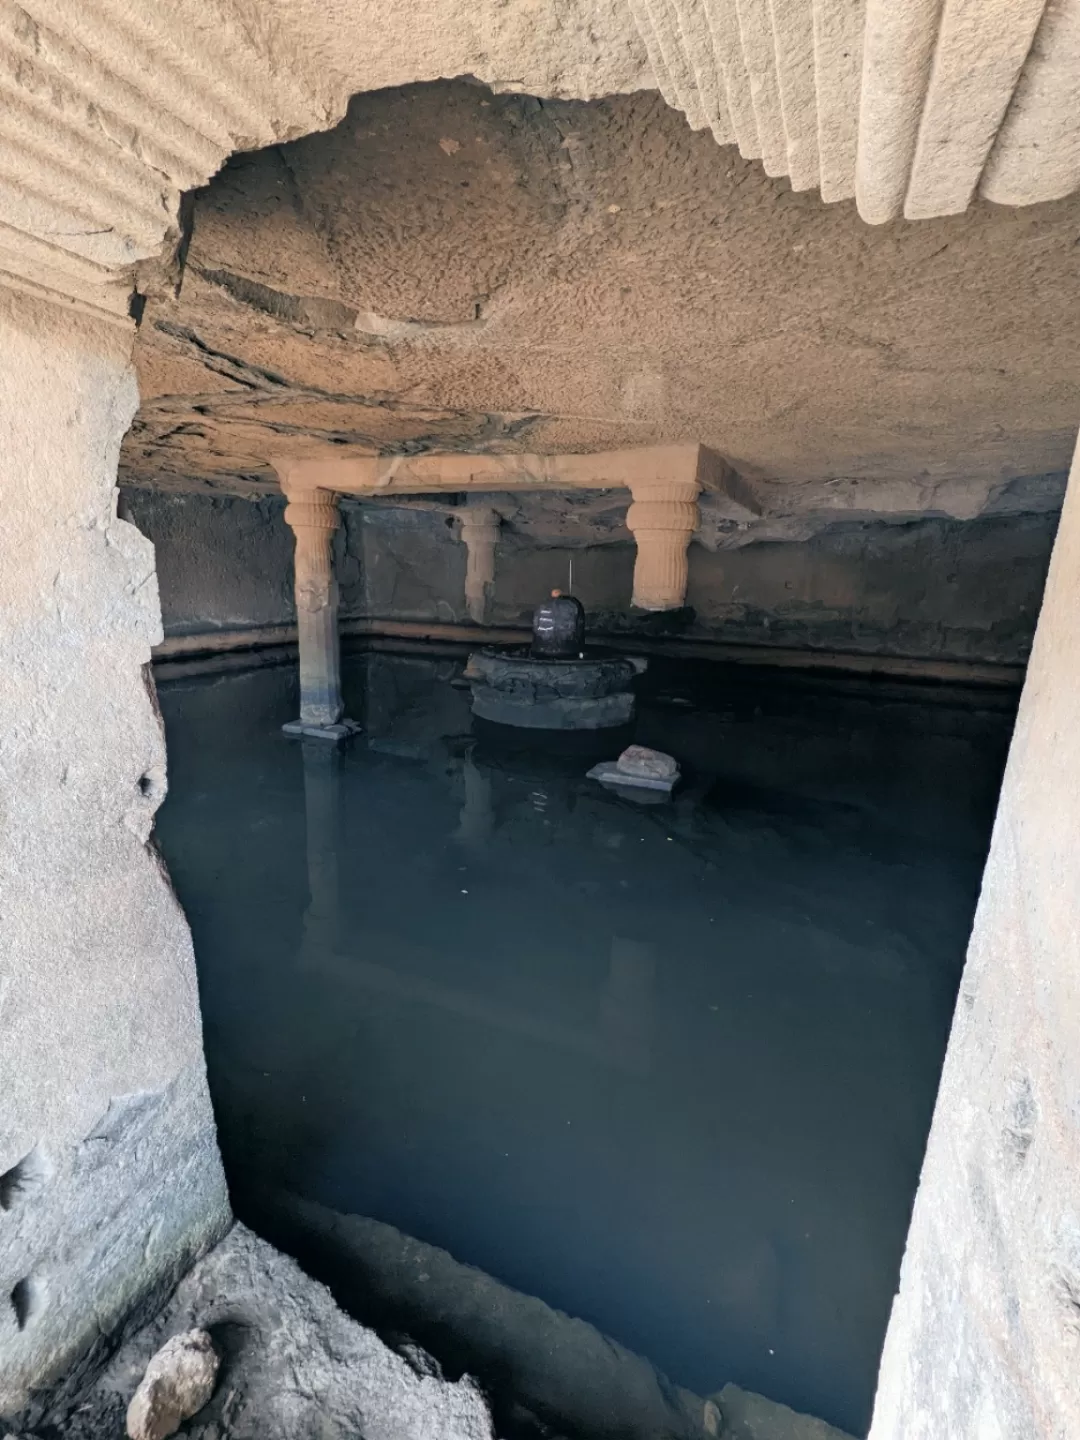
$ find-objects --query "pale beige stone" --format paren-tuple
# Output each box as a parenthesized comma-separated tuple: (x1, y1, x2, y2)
(276, 446, 715, 615)
(733, 0, 790, 176)
(645, 0, 712, 130)
(810, 0, 863, 202)
(980, 0, 1080, 208)
(617, 745, 679, 779)
(854, 0, 941, 224)
(123, 94, 1080, 506)
(0, 5, 1079, 1439)
(281, 486, 346, 728)
(904, 0, 1047, 220)
(671, 0, 737, 142)
(626, 474, 701, 609)
(704, 0, 763, 156)
(627, 0, 682, 109)
(126, 1329, 219, 1440)
(768, 0, 821, 191)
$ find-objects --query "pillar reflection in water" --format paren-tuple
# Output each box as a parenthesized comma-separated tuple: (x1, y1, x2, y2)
(299, 738, 342, 962)
(454, 746, 495, 848)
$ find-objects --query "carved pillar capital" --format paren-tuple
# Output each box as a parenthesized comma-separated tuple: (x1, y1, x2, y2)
(283, 487, 342, 532)
(625, 476, 700, 610)
(283, 489, 341, 603)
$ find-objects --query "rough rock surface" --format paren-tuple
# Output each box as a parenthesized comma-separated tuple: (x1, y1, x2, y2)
(124, 82, 1080, 499)
(247, 1195, 856, 1440)
(48, 1225, 495, 1440)
(0, 291, 228, 1424)
(126, 1331, 219, 1440)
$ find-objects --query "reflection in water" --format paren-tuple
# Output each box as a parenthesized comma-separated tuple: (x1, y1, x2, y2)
(156, 649, 1015, 1437)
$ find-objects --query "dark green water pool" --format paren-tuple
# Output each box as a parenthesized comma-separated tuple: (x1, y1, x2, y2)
(156, 647, 1014, 1437)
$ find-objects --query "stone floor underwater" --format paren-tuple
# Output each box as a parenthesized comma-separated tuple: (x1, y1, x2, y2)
(24, 1223, 853, 1440)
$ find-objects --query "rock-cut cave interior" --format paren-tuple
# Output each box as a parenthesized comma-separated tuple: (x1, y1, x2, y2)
(3, 8, 1080, 1440)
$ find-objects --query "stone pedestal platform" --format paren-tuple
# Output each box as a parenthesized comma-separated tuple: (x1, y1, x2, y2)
(466, 649, 644, 730)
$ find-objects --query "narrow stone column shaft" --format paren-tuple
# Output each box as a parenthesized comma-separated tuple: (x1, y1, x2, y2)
(625, 477, 700, 610)
(284, 488, 344, 726)
(459, 505, 500, 624)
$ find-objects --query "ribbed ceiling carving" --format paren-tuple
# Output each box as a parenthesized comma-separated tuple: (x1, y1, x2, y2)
(0, 0, 1077, 320)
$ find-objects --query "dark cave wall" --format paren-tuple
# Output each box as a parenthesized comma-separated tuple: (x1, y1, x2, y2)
(124, 487, 1058, 665)
(484, 515, 1059, 663)
(122, 489, 298, 635)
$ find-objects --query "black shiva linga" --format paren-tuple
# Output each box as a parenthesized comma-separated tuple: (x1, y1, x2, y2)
(465, 590, 645, 730)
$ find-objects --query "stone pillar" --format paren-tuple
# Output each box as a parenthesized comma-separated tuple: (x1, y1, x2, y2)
(459, 505, 500, 624)
(282, 488, 357, 741)
(869, 428, 1080, 1440)
(0, 290, 229, 1423)
(625, 476, 700, 610)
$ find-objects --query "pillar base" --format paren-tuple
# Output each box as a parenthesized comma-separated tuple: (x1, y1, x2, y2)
(282, 718, 362, 743)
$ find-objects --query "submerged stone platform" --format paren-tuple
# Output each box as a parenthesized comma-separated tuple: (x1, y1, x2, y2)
(466, 648, 644, 730)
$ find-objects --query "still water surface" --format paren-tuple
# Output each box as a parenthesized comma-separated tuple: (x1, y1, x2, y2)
(156, 648, 1014, 1436)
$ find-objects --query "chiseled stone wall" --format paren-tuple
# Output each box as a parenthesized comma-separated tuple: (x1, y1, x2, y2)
(128, 487, 1057, 666)
(870, 434, 1080, 1439)
(0, 295, 229, 1424)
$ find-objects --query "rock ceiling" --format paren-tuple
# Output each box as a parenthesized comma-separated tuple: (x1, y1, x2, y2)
(125, 80, 1080, 543)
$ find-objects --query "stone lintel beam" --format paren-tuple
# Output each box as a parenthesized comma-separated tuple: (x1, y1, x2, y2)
(274, 445, 721, 616)
(279, 484, 354, 739)
(273, 443, 728, 498)
(457, 504, 501, 624)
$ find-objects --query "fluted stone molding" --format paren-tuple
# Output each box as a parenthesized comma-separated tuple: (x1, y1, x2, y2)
(0, 0, 642, 322)
(0, 0, 349, 323)
(626, 476, 701, 610)
(282, 488, 347, 732)
(0, 0, 1078, 329)
(459, 505, 501, 625)
(621, 0, 1080, 221)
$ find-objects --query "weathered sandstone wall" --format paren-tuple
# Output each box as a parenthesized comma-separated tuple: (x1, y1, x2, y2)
(125, 486, 1058, 667)
(0, 296, 229, 1424)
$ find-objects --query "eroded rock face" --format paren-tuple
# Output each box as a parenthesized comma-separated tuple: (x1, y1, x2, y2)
(58, 1225, 495, 1440)
(125, 81, 1080, 503)
(0, 291, 228, 1424)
